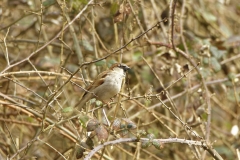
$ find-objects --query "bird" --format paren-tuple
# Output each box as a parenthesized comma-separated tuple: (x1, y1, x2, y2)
(77, 63, 130, 110)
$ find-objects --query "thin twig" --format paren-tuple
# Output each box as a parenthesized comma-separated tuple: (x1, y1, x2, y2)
(0, 0, 94, 74)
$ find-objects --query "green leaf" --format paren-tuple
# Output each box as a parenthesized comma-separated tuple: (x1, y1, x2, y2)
(227, 91, 238, 102)
(43, 0, 56, 7)
(210, 46, 226, 59)
(62, 106, 74, 113)
(107, 60, 118, 67)
(80, 40, 94, 52)
(228, 73, 236, 81)
(133, 51, 142, 61)
(79, 115, 90, 128)
(110, 2, 119, 15)
(199, 68, 212, 78)
(211, 57, 221, 72)
(141, 140, 151, 148)
(215, 146, 235, 159)
(95, 100, 103, 106)
(95, 60, 106, 66)
(202, 57, 210, 65)
(202, 12, 217, 22)
(141, 66, 154, 83)
(26, 117, 34, 122)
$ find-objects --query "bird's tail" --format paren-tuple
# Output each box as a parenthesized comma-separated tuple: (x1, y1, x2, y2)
(75, 93, 92, 110)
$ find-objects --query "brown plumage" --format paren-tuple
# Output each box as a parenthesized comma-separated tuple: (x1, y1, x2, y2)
(77, 63, 130, 110)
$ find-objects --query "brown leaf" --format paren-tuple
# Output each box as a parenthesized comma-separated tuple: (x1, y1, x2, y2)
(114, 12, 124, 23)
(95, 125, 109, 141)
(112, 118, 121, 131)
(122, 118, 137, 130)
(113, 3, 131, 23)
(124, 3, 131, 14)
(87, 118, 100, 131)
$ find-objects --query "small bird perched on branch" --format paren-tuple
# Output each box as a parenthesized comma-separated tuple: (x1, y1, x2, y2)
(77, 63, 130, 110)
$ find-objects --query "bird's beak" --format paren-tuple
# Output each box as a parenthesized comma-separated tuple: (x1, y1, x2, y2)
(123, 65, 130, 72)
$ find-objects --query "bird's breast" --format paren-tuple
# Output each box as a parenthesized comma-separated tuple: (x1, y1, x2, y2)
(95, 71, 125, 101)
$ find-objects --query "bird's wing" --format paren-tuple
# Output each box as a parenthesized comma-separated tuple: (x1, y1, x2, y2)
(77, 70, 110, 109)
(82, 70, 108, 97)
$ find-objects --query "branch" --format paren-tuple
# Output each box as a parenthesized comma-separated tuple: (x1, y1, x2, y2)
(84, 138, 223, 160)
